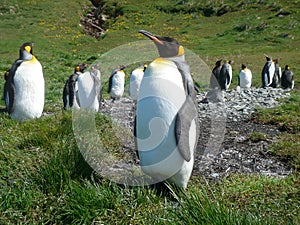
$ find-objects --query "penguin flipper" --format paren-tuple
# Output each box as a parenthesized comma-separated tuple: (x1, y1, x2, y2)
(175, 95, 198, 162)
(62, 80, 69, 109)
(90, 70, 102, 106)
(5, 60, 23, 113)
(68, 73, 79, 107)
(4, 76, 16, 114)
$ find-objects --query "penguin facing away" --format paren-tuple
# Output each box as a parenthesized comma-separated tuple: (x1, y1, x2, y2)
(4, 42, 44, 121)
(77, 66, 102, 112)
(281, 65, 294, 89)
(108, 65, 126, 101)
(219, 60, 233, 90)
(129, 64, 147, 101)
(63, 63, 88, 110)
(136, 30, 199, 189)
(261, 55, 275, 88)
(238, 64, 252, 89)
(209, 59, 222, 89)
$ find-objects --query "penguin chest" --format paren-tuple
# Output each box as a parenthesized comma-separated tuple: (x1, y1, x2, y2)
(110, 72, 125, 98)
(268, 63, 275, 85)
(136, 59, 187, 179)
(239, 69, 252, 88)
(77, 72, 99, 111)
(129, 68, 144, 100)
(12, 60, 44, 119)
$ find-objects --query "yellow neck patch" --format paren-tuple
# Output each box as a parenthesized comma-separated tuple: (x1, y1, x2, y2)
(154, 57, 169, 63)
(29, 55, 38, 63)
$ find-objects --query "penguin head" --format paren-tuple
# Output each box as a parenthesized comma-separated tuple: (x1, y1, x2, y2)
(111, 65, 126, 76)
(19, 42, 34, 60)
(242, 64, 247, 70)
(143, 64, 148, 72)
(139, 30, 184, 58)
(118, 65, 126, 71)
(285, 65, 290, 70)
(75, 63, 88, 73)
(264, 54, 272, 61)
(216, 60, 222, 67)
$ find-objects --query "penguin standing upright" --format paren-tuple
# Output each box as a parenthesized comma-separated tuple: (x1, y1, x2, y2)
(108, 65, 126, 101)
(136, 30, 199, 189)
(281, 65, 294, 89)
(129, 64, 147, 101)
(261, 55, 275, 88)
(219, 60, 233, 90)
(270, 59, 282, 88)
(4, 42, 44, 121)
(209, 59, 222, 89)
(63, 63, 88, 110)
(77, 66, 102, 112)
(238, 64, 252, 89)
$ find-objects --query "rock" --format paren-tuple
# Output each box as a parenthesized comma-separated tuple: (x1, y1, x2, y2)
(98, 87, 293, 181)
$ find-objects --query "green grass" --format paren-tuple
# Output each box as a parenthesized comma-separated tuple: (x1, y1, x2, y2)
(249, 131, 267, 142)
(253, 91, 300, 170)
(0, 0, 300, 224)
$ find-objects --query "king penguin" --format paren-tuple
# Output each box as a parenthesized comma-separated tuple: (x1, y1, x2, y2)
(77, 66, 102, 112)
(281, 65, 294, 89)
(4, 42, 44, 121)
(219, 60, 233, 90)
(129, 64, 147, 101)
(136, 30, 199, 189)
(209, 59, 222, 89)
(261, 55, 275, 88)
(63, 63, 88, 110)
(270, 59, 282, 88)
(238, 64, 252, 89)
(108, 65, 126, 101)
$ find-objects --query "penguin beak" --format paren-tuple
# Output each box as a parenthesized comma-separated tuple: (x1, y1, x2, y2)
(139, 30, 164, 45)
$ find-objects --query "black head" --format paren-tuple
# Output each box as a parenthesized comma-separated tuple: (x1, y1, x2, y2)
(75, 63, 88, 73)
(19, 42, 34, 60)
(216, 59, 222, 66)
(118, 65, 126, 70)
(139, 30, 184, 58)
(285, 65, 290, 70)
(265, 55, 271, 61)
(242, 64, 247, 69)
(20, 42, 34, 54)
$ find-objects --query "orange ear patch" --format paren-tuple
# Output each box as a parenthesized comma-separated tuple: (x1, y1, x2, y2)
(178, 45, 184, 56)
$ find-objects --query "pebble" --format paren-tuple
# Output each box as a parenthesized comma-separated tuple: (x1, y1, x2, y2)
(197, 87, 290, 123)
(99, 87, 293, 181)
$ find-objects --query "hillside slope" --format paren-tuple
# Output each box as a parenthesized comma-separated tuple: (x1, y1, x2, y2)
(0, 0, 299, 224)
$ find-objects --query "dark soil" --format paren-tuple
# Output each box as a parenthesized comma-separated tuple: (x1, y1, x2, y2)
(99, 97, 294, 180)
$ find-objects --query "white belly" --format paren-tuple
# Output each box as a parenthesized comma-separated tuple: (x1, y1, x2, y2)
(110, 71, 125, 99)
(11, 60, 44, 120)
(239, 69, 252, 88)
(129, 68, 144, 101)
(268, 63, 275, 86)
(77, 72, 99, 112)
(136, 59, 194, 187)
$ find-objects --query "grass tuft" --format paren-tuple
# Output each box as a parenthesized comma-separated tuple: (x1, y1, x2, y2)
(0, 0, 299, 223)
